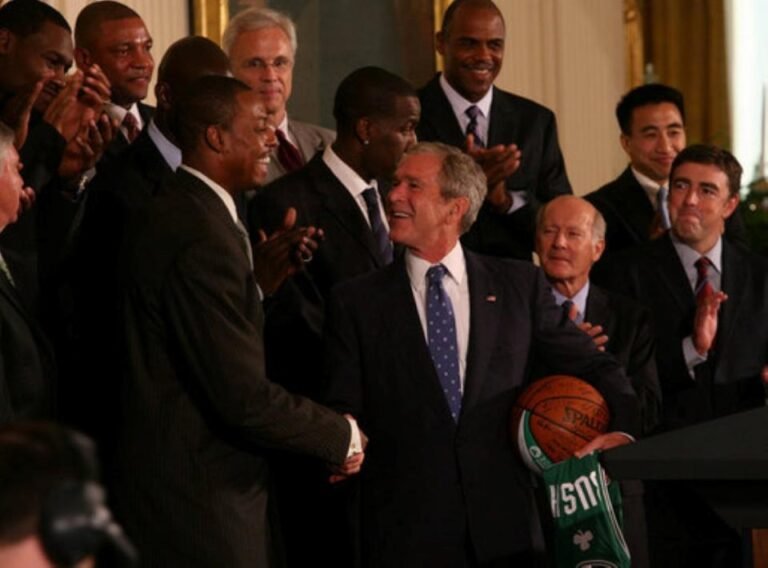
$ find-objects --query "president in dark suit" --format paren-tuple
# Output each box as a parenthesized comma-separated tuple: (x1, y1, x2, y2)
(111, 76, 362, 568)
(325, 143, 639, 567)
(596, 145, 768, 567)
(0, 125, 56, 424)
(417, 0, 571, 261)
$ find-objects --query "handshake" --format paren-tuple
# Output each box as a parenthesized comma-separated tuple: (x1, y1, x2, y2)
(329, 414, 368, 484)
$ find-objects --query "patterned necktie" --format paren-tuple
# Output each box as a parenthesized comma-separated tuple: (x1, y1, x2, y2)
(426, 264, 462, 422)
(235, 219, 254, 269)
(657, 185, 671, 229)
(122, 112, 140, 143)
(361, 187, 393, 264)
(275, 128, 305, 172)
(465, 105, 485, 147)
(0, 252, 15, 287)
(694, 257, 714, 302)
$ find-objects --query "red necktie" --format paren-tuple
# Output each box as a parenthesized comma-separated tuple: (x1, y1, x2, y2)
(122, 112, 140, 143)
(694, 257, 714, 302)
(275, 128, 304, 172)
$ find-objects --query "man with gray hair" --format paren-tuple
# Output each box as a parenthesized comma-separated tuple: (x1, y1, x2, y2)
(325, 142, 639, 566)
(223, 7, 334, 183)
(535, 195, 661, 568)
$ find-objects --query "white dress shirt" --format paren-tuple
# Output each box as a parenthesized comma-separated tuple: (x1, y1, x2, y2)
(147, 119, 181, 171)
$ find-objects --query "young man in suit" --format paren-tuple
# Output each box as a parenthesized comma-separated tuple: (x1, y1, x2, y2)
(325, 142, 638, 567)
(224, 7, 335, 185)
(598, 145, 768, 567)
(586, 84, 746, 260)
(0, 124, 55, 424)
(248, 65, 419, 567)
(111, 76, 364, 567)
(417, 0, 571, 261)
(535, 195, 661, 568)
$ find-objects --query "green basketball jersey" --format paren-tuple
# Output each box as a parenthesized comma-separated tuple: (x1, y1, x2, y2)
(542, 453, 630, 568)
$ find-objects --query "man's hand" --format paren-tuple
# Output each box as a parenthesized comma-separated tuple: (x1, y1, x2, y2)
(58, 113, 117, 181)
(574, 431, 632, 458)
(465, 133, 521, 206)
(329, 418, 368, 484)
(252, 207, 323, 296)
(42, 71, 86, 143)
(1, 80, 45, 148)
(692, 288, 728, 356)
(78, 64, 111, 112)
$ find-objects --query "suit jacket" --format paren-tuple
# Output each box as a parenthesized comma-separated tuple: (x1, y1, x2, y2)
(0, 259, 56, 423)
(586, 284, 661, 435)
(596, 234, 768, 431)
(248, 153, 390, 396)
(325, 251, 639, 567)
(417, 75, 572, 260)
(264, 119, 335, 185)
(66, 129, 174, 436)
(112, 169, 350, 568)
(586, 166, 749, 262)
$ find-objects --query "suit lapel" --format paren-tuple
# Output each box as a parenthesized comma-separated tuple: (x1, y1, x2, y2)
(616, 168, 655, 243)
(487, 87, 517, 148)
(462, 252, 503, 412)
(310, 158, 388, 267)
(421, 76, 467, 147)
(651, 235, 693, 313)
(715, 241, 747, 380)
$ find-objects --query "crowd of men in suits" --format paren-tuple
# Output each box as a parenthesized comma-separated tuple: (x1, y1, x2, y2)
(0, 0, 766, 567)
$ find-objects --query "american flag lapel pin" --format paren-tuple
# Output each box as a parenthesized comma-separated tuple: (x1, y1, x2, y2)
(486, 294, 497, 303)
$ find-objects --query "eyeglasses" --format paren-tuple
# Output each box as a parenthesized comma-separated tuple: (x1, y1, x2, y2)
(246, 57, 294, 73)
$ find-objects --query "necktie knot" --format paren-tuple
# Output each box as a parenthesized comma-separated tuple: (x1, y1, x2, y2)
(427, 264, 448, 285)
(122, 112, 140, 143)
(275, 128, 304, 172)
(361, 187, 379, 210)
(695, 256, 712, 276)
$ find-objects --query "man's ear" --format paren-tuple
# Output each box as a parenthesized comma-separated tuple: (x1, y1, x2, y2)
(355, 117, 372, 146)
(619, 133, 631, 155)
(436, 30, 446, 57)
(74, 46, 92, 69)
(448, 196, 469, 227)
(0, 29, 14, 56)
(204, 124, 225, 153)
(723, 194, 739, 220)
(155, 82, 171, 112)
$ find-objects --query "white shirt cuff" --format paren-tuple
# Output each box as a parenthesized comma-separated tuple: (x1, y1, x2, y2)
(683, 336, 707, 378)
(346, 416, 363, 458)
(506, 190, 527, 214)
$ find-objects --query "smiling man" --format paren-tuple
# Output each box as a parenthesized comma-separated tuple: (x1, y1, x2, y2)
(224, 7, 334, 184)
(74, 1, 154, 152)
(325, 142, 639, 566)
(587, 84, 746, 259)
(112, 76, 363, 567)
(417, 0, 571, 261)
(597, 144, 768, 567)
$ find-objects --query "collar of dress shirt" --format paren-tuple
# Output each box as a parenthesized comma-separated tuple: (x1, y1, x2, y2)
(147, 119, 181, 171)
(105, 102, 143, 130)
(276, 113, 298, 147)
(439, 73, 493, 127)
(630, 166, 667, 209)
(322, 144, 377, 200)
(551, 280, 590, 316)
(670, 232, 723, 276)
(406, 241, 466, 293)
(179, 165, 238, 224)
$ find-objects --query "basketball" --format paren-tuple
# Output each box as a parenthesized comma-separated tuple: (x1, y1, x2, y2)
(511, 375, 610, 473)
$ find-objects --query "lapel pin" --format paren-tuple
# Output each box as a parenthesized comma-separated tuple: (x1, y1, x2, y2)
(486, 295, 497, 303)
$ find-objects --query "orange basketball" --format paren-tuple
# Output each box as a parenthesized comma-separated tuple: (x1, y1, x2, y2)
(511, 375, 610, 473)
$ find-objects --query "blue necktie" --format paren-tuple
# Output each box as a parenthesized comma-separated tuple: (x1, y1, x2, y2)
(465, 105, 485, 147)
(362, 187, 393, 264)
(426, 264, 462, 421)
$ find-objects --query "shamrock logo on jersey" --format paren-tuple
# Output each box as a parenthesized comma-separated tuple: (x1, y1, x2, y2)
(573, 529, 594, 551)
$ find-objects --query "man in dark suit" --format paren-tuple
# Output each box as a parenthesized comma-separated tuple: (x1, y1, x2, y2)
(325, 142, 638, 567)
(597, 145, 768, 567)
(586, 84, 746, 261)
(248, 66, 418, 567)
(67, 36, 232, 441)
(535, 195, 661, 568)
(417, 0, 571, 261)
(74, 1, 155, 167)
(224, 7, 335, 186)
(111, 76, 363, 568)
(0, 124, 55, 424)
